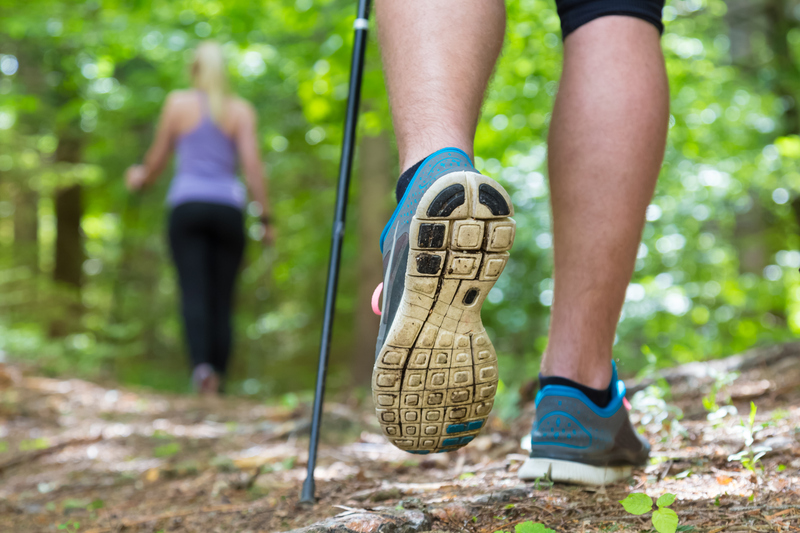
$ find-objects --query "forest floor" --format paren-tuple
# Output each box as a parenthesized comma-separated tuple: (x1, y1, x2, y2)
(0, 346, 798, 533)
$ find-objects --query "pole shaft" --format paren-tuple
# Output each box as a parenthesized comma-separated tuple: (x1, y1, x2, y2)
(300, 0, 372, 504)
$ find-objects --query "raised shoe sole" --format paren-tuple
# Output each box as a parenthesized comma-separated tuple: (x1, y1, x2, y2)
(518, 457, 633, 485)
(372, 171, 515, 454)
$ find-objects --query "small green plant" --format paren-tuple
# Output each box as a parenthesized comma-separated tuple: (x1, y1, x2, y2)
(728, 402, 771, 472)
(674, 469, 692, 479)
(494, 521, 555, 533)
(19, 438, 49, 451)
(153, 442, 181, 458)
(87, 499, 104, 511)
(619, 492, 679, 533)
(57, 521, 80, 531)
(532, 476, 553, 490)
(770, 409, 790, 422)
(702, 370, 739, 426)
(630, 384, 685, 441)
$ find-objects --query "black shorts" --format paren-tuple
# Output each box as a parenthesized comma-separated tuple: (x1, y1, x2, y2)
(556, 0, 665, 38)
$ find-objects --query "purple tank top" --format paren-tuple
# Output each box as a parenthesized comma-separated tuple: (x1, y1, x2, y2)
(167, 93, 246, 210)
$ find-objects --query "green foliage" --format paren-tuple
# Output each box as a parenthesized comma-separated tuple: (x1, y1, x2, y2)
(493, 520, 556, 533)
(153, 442, 181, 458)
(620, 492, 680, 533)
(728, 401, 770, 472)
(19, 438, 49, 451)
(515, 522, 556, 533)
(631, 383, 685, 442)
(657, 493, 677, 508)
(619, 493, 654, 515)
(2, 0, 800, 397)
(62, 499, 88, 510)
(652, 508, 680, 533)
(87, 498, 104, 511)
(702, 370, 738, 415)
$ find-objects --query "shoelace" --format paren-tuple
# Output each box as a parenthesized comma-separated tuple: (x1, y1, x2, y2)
(371, 282, 383, 316)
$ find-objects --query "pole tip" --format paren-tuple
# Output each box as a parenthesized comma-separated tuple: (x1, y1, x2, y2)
(299, 478, 316, 505)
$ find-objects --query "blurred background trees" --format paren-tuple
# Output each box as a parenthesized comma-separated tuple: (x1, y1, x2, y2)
(0, 0, 799, 403)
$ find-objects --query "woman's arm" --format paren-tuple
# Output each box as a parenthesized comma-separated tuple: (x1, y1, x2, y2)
(234, 101, 271, 219)
(126, 93, 180, 191)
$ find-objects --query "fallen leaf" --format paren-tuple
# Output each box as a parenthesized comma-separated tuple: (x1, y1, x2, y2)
(145, 468, 160, 482)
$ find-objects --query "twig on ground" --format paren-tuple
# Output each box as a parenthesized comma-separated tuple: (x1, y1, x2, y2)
(765, 508, 796, 520)
(0, 435, 103, 475)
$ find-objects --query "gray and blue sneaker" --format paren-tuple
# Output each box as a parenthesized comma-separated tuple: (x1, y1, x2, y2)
(371, 147, 516, 454)
(519, 363, 650, 485)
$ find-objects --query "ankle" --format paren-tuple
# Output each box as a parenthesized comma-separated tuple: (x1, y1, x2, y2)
(539, 356, 613, 390)
(399, 141, 474, 174)
(394, 147, 475, 202)
(538, 374, 612, 408)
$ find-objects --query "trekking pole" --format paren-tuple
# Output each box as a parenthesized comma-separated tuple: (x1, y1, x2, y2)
(300, 0, 372, 505)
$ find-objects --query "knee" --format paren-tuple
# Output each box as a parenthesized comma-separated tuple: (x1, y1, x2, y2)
(555, 0, 665, 39)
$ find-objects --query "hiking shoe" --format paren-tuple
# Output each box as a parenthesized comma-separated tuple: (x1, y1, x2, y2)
(193, 363, 220, 396)
(518, 363, 650, 485)
(371, 147, 515, 454)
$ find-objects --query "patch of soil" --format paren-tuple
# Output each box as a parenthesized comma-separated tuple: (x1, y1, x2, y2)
(0, 345, 797, 532)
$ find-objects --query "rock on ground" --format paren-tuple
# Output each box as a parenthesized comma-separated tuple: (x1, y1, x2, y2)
(283, 508, 430, 533)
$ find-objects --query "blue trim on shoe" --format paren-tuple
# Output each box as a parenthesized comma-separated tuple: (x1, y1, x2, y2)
(534, 363, 626, 418)
(533, 410, 593, 449)
(379, 146, 473, 253)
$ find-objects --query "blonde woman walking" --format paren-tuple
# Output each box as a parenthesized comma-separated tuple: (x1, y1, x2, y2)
(126, 41, 272, 395)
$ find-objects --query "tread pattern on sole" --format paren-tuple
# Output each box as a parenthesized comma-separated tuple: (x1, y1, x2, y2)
(374, 172, 515, 454)
(426, 184, 466, 218)
(478, 183, 511, 216)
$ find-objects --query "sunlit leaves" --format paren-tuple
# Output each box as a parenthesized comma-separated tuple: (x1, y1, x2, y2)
(620, 492, 680, 533)
(652, 508, 679, 533)
(619, 493, 653, 515)
(657, 493, 677, 507)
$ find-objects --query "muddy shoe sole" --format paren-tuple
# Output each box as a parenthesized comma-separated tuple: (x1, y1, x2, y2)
(372, 171, 515, 454)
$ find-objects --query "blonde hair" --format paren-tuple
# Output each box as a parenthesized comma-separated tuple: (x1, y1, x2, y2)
(190, 41, 229, 125)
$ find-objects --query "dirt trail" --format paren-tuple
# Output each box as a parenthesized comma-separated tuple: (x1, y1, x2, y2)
(0, 348, 798, 532)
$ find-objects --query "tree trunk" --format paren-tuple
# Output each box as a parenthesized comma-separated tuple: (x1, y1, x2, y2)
(53, 184, 83, 287)
(353, 133, 393, 384)
(49, 136, 84, 337)
(13, 184, 38, 271)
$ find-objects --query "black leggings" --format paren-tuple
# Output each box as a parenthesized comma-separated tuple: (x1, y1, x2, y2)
(556, 0, 664, 38)
(168, 202, 245, 376)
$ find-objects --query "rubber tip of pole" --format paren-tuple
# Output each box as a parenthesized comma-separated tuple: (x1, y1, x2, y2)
(300, 479, 317, 505)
